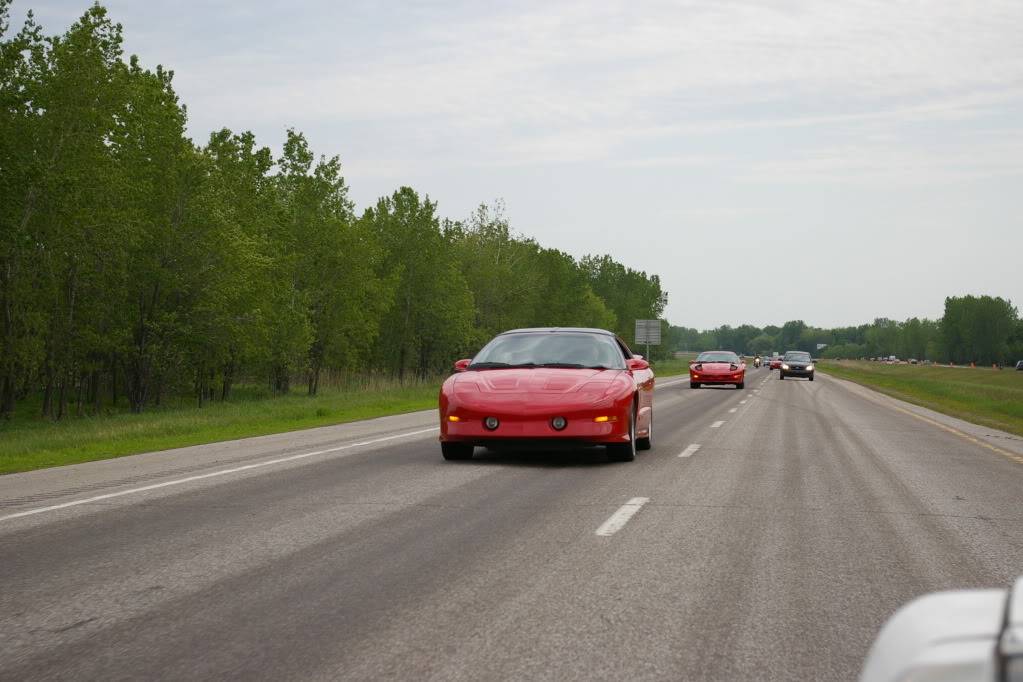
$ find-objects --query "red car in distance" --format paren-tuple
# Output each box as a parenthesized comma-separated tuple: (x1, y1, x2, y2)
(769, 356, 783, 370)
(690, 350, 746, 389)
(439, 328, 655, 462)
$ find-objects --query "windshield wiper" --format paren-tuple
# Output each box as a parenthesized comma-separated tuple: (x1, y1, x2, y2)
(537, 362, 586, 368)
(468, 362, 537, 369)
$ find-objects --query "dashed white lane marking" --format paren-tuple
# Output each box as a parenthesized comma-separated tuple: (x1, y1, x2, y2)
(740, 400, 747, 404)
(711, 420, 725, 428)
(595, 497, 650, 536)
(728, 408, 737, 413)
(678, 444, 702, 458)
(0, 427, 441, 523)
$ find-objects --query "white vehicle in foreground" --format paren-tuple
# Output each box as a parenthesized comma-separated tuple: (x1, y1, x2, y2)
(860, 575, 1022, 681)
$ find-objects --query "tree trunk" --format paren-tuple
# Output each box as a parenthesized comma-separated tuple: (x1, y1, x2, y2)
(308, 364, 321, 396)
(110, 358, 118, 406)
(56, 370, 68, 421)
(42, 361, 54, 418)
(0, 374, 13, 420)
(221, 358, 235, 401)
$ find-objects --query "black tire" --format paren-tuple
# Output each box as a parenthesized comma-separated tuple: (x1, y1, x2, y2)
(690, 382, 700, 389)
(809, 374, 814, 381)
(779, 372, 785, 380)
(636, 409, 652, 451)
(607, 405, 637, 462)
(441, 442, 474, 460)
(736, 381, 745, 389)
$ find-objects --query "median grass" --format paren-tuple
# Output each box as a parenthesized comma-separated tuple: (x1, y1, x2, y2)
(1, 359, 695, 476)
(649, 356, 697, 378)
(0, 378, 440, 475)
(820, 361, 1023, 437)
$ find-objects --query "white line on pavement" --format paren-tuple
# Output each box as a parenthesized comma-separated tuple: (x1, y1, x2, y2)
(595, 497, 650, 536)
(728, 408, 737, 413)
(678, 444, 702, 458)
(0, 427, 441, 523)
(711, 420, 725, 428)
(740, 400, 747, 404)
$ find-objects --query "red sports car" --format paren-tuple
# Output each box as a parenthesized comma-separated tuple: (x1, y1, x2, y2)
(769, 356, 783, 370)
(439, 328, 655, 462)
(689, 350, 746, 389)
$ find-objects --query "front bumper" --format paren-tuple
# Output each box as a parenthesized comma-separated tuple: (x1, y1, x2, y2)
(781, 366, 814, 376)
(690, 372, 744, 384)
(441, 406, 630, 445)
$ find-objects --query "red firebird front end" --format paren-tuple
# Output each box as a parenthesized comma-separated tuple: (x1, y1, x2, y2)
(441, 367, 637, 442)
(437, 328, 655, 461)
(689, 351, 746, 389)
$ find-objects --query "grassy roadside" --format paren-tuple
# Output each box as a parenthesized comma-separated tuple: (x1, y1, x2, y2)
(0, 360, 692, 476)
(650, 356, 696, 378)
(0, 381, 440, 476)
(820, 361, 1023, 437)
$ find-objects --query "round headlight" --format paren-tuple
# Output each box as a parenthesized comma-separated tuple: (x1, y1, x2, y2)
(781, 363, 789, 370)
(807, 364, 814, 371)
(484, 416, 500, 430)
(551, 416, 567, 431)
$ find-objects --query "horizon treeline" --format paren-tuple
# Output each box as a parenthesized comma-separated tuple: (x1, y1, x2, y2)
(668, 295, 1023, 365)
(0, 3, 667, 420)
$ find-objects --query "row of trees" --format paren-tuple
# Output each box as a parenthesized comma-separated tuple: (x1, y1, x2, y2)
(667, 295, 1022, 365)
(0, 3, 667, 420)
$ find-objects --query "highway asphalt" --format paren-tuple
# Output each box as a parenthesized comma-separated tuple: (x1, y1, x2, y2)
(1, 366, 1022, 680)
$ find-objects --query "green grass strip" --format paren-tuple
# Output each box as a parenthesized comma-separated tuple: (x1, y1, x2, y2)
(0, 382, 440, 475)
(820, 361, 1023, 437)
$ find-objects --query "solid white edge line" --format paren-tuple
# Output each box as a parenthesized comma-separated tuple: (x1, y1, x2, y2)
(595, 497, 650, 536)
(678, 444, 701, 458)
(0, 427, 440, 523)
(711, 420, 725, 428)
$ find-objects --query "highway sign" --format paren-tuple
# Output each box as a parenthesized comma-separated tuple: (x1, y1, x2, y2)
(635, 319, 661, 345)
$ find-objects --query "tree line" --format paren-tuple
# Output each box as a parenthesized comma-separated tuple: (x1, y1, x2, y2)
(667, 295, 1022, 365)
(0, 3, 668, 420)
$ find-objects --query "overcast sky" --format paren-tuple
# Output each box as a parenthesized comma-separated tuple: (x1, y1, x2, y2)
(22, 1, 1023, 329)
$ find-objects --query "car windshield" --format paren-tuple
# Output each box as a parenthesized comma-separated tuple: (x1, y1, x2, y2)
(784, 352, 811, 361)
(470, 333, 626, 369)
(696, 351, 738, 363)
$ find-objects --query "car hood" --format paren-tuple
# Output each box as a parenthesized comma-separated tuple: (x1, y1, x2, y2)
(452, 367, 624, 395)
(692, 362, 738, 374)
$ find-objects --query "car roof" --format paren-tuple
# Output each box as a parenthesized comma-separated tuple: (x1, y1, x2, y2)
(498, 327, 616, 336)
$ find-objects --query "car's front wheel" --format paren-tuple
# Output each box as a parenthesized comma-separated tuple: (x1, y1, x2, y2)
(636, 409, 652, 451)
(809, 374, 814, 381)
(690, 382, 700, 389)
(779, 372, 785, 380)
(737, 380, 745, 389)
(607, 406, 637, 462)
(441, 442, 474, 460)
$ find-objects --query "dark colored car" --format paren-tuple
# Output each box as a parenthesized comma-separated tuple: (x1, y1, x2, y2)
(779, 351, 814, 380)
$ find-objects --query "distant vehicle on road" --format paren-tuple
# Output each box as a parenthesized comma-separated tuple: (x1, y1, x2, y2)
(769, 356, 783, 370)
(1016, 360, 1023, 371)
(439, 328, 654, 462)
(690, 351, 746, 389)
(779, 351, 815, 381)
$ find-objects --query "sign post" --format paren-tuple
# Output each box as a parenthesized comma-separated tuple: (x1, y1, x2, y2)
(634, 319, 662, 360)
